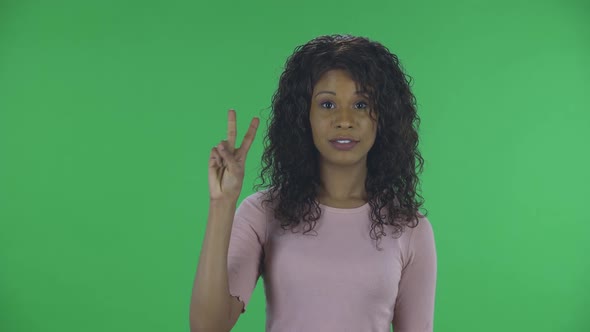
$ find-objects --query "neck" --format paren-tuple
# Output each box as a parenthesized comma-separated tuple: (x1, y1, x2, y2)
(317, 160, 368, 202)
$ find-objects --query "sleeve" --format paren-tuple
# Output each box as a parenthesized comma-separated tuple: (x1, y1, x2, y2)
(227, 193, 267, 313)
(392, 216, 438, 332)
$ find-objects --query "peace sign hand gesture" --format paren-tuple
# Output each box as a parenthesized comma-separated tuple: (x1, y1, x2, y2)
(208, 109, 260, 202)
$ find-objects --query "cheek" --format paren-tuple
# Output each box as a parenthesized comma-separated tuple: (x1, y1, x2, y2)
(310, 117, 328, 133)
(363, 117, 378, 131)
(364, 122, 378, 145)
(310, 124, 325, 143)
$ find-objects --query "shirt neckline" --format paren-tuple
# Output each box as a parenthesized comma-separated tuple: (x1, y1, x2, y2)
(316, 200, 371, 214)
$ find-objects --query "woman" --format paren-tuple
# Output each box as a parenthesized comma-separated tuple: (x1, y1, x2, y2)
(190, 34, 437, 332)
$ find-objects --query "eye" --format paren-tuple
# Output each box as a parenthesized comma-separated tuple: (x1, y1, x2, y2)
(320, 101, 335, 109)
(320, 101, 369, 110)
(355, 101, 369, 110)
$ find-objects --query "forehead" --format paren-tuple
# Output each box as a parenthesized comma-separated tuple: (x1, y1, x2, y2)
(313, 69, 370, 97)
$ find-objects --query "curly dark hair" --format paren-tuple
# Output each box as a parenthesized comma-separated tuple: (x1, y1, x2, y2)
(253, 34, 428, 250)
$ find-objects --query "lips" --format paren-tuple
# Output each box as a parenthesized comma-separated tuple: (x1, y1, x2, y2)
(329, 140, 358, 151)
(329, 137, 359, 143)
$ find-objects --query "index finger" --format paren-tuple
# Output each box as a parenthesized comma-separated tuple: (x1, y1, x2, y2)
(237, 117, 260, 160)
(227, 109, 237, 153)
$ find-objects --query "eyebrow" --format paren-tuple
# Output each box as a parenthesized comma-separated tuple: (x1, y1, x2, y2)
(314, 90, 367, 98)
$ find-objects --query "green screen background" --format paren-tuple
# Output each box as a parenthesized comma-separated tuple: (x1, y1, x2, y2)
(1, 0, 588, 331)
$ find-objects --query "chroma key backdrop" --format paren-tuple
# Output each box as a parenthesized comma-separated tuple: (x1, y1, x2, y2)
(0, 0, 588, 331)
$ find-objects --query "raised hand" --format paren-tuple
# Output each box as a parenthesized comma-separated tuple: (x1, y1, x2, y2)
(208, 109, 260, 202)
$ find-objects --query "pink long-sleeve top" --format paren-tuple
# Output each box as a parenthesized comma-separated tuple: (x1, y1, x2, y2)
(227, 190, 437, 332)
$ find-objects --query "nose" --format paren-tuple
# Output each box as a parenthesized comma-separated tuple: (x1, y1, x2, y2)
(333, 108, 355, 128)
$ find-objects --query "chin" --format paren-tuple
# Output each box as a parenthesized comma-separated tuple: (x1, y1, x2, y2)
(320, 151, 368, 166)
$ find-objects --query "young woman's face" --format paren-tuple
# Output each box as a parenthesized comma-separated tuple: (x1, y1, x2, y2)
(309, 69, 378, 168)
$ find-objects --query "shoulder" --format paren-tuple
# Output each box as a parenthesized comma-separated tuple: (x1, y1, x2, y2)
(399, 212, 436, 266)
(413, 212, 434, 237)
(233, 190, 273, 242)
(237, 189, 273, 215)
(407, 213, 435, 247)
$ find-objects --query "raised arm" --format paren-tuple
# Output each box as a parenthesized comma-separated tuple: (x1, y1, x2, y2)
(189, 109, 259, 332)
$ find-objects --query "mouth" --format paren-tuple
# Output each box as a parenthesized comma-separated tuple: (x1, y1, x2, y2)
(328, 137, 359, 143)
(329, 139, 358, 151)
